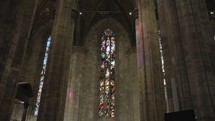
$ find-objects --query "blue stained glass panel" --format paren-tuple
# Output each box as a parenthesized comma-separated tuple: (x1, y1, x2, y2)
(34, 36, 51, 116)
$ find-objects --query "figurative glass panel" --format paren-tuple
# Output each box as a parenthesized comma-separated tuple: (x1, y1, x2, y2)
(99, 29, 115, 118)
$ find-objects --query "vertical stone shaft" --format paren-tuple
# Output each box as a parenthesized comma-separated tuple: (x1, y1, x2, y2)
(37, 0, 78, 120)
(0, 0, 37, 120)
(0, 0, 20, 75)
(127, 47, 140, 121)
(0, 0, 23, 99)
(137, 0, 166, 121)
(133, 9, 145, 121)
(156, 0, 193, 112)
(64, 46, 87, 121)
(175, 0, 215, 121)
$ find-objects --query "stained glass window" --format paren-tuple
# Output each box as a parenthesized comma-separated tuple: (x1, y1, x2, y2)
(158, 31, 169, 111)
(34, 36, 51, 116)
(99, 29, 115, 118)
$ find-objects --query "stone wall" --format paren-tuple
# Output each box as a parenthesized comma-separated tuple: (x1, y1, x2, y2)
(79, 18, 137, 121)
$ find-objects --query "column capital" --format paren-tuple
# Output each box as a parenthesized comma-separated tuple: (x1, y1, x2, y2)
(71, 9, 79, 20)
(132, 9, 138, 20)
(72, 46, 88, 54)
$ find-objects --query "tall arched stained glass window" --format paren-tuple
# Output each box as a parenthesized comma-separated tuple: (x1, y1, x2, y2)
(34, 36, 51, 116)
(99, 29, 116, 118)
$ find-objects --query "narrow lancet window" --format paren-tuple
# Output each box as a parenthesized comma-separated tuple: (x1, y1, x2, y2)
(34, 36, 51, 116)
(99, 29, 115, 118)
(158, 31, 169, 112)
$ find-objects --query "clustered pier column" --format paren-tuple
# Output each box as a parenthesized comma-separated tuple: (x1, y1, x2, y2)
(0, 0, 38, 120)
(174, 0, 215, 121)
(37, 0, 79, 120)
(135, 0, 166, 121)
(64, 46, 88, 121)
(156, 0, 193, 112)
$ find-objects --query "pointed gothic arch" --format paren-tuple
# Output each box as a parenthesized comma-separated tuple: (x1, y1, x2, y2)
(76, 18, 138, 121)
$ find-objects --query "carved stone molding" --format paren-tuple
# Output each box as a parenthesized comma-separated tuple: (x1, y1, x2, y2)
(132, 9, 138, 20)
(71, 9, 79, 20)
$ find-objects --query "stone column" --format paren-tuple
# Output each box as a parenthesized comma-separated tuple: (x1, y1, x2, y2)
(21, 102, 29, 121)
(37, 0, 79, 120)
(64, 46, 88, 121)
(133, 9, 145, 121)
(127, 47, 140, 121)
(175, 0, 215, 121)
(156, 0, 193, 112)
(136, 0, 166, 121)
(0, 0, 20, 72)
(0, 0, 38, 120)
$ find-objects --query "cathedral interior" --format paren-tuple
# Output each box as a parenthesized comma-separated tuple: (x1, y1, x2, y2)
(0, 0, 215, 121)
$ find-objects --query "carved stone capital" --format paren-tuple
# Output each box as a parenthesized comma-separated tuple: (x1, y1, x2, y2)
(71, 9, 79, 20)
(132, 9, 138, 20)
